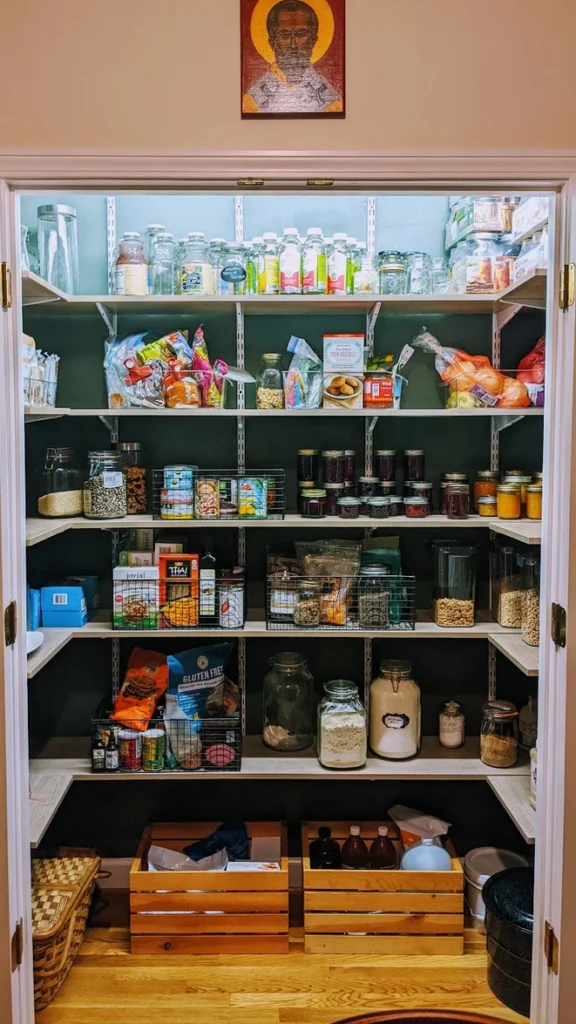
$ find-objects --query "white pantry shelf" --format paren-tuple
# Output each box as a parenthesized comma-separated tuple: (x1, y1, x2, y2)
(490, 519, 542, 545)
(23, 406, 545, 420)
(489, 632, 539, 676)
(487, 775, 535, 844)
(29, 769, 74, 848)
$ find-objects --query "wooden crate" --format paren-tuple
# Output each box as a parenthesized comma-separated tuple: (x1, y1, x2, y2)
(130, 821, 289, 954)
(302, 820, 464, 955)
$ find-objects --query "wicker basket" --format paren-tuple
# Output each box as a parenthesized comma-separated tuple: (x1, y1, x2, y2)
(32, 850, 100, 1011)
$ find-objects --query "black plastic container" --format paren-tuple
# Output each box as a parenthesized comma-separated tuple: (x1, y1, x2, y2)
(483, 866, 534, 1018)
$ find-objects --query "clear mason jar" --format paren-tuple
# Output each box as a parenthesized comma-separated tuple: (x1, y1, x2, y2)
(358, 565, 390, 628)
(431, 256, 451, 294)
(38, 447, 84, 518)
(406, 252, 432, 294)
(38, 203, 79, 293)
(480, 699, 519, 768)
(262, 652, 314, 752)
(83, 451, 127, 519)
(256, 353, 284, 410)
(150, 232, 176, 295)
(114, 232, 147, 296)
(181, 232, 213, 295)
(378, 251, 407, 294)
(219, 243, 247, 295)
(317, 679, 367, 769)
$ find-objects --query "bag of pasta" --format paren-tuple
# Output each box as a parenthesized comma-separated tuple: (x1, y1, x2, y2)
(110, 648, 168, 731)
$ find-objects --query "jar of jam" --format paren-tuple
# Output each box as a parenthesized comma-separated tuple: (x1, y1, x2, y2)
(405, 496, 430, 519)
(297, 449, 319, 481)
(405, 480, 433, 505)
(298, 480, 316, 514)
(404, 450, 425, 481)
(322, 450, 345, 484)
(526, 484, 542, 520)
(343, 480, 358, 497)
(440, 473, 468, 514)
(358, 477, 380, 498)
(375, 450, 397, 482)
(337, 497, 361, 520)
(325, 482, 345, 516)
(478, 495, 497, 516)
(474, 470, 498, 512)
(497, 484, 521, 520)
(343, 450, 356, 481)
(388, 495, 404, 517)
(301, 488, 327, 518)
(379, 480, 397, 498)
(503, 474, 531, 509)
(446, 483, 470, 520)
(368, 496, 390, 519)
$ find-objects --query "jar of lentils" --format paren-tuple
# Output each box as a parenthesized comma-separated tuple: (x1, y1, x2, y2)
(84, 451, 127, 519)
(322, 450, 345, 484)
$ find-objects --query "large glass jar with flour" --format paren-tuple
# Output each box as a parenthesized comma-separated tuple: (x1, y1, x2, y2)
(317, 680, 367, 769)
(369, 659, 421, 760)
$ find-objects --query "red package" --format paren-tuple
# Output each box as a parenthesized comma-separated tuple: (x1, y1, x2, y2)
(517, 336, 545, 385)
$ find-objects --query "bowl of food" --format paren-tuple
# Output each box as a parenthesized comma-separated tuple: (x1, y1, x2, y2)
(323, 374, 363, 402)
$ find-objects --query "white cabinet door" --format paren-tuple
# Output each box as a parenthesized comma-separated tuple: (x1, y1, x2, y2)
(0, 181, 33, 1023)
(532, 178, 576, 1024)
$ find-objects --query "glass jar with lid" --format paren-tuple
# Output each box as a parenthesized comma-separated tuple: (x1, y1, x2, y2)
(262, 653, 314, 752)
(38, 447, 84, 518)
(378, 251, 407, 295)
(369, 659, 421, 760)
(114, 232, 147, 296)
(219, 243, 247, 296)
(322, 450, 345, 484)
(445, 482, 470, 520)
(208, 238, 226, 291)
(324, 482, 344, 516)
(474, 470, 498, 511)
(317, 680, 367, 769)
(405, 495, 430, 518)
(502, 474, 531, 511)
(337, 496, 361, 520)
(497, 483, 521, 520)
(293, 580, 321, 627)
(431, 256, 451, 295)
(404, 480, 433, 503)
(83, 451, 127, 519)
(433, 544, 477, 627)
(404, 450, 425, 481)
(268, 568, 299, 622)
(406, 252, 432, 294)
(439, 701, 465, 749)
(522, 554, 540, 646)
(117, 442, 147, 515)
(301, 489, 326, 518)
(343, 450, 356, 482)
(375, 449, 397, 481)
(491, 543, 523, 628)
(279, 228, 302, 294)
(467, 233, 496, 292)
(181, 232, 213, 295)
(480, 700, 519, 768)
(297, 449, 319, 482)
(358, 565, 390, 628)
(526, 484, 542, 520)
(367, 496, 390, 519)
(327, 233, 348, 295)
(256, 354, 284, 410)
(440, 472, 468, 514)
(298, 480, 316, 513)
(150, 232, 176, 295)
(478, 495, 497, 516)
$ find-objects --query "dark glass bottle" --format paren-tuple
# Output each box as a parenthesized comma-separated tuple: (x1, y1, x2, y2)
(341, 825, 369, 869)
(309, 826, 341, 869)
(200, 541, 218, 624)
(91, 733, 105, 773)
(369, 825, 397, 869)
(105, 731, 119, 773)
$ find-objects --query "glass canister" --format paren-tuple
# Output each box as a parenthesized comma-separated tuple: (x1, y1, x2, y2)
(468, 233, 496, 292)
(431, 256, 451, 294)
(317, 680, 367, 769)
(37, 204, 79, 293)
(473, 470, 498, 511)
(481, 700, 519, 768)
(322, 450, 345, 484)
(297, 449, 319, 482)
(378, 251, 407, 295)
(406, 252, 432, 294)
(117, 442, 147, 514)
(375, 449, 397, 481)
(522, 555, 540, 646)
(491, 543, 523, 628)
(369, 659, 421, 760)
(181, 232, 213, 295)
(219, 242, 247, 295)
(144, 224, 165, 290)
(37, 447, 84, 518)
(497, 483, 522, 520)
(439, 700, 465, 749)
(208, 238, 226, 291)
(150, 232, 176, 295)
(446, 482, 470, 520)
(433, 545, 477, 627)
(526, 484, 542, 520)
(440, 472, 468, 514)
(337, 496, 361, 520)
(404, 450, 425, 481)
(256, 353, 284, 410)
(83, 451, 127, 519)
(324, 482, 345, 516)
(358, 565, 390, 628)
(262, 652, 314, 752)
(114, 232, 147, 296)
(293, 580, 321, 627)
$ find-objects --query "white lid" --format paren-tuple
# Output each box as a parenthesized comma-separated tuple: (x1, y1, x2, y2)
(209, 237, 226, 244)
(422, 838, 434, 846)
(349, 825, 360, 836)
(307, 227, 323, 235)
(146, 224, 165, 231)
(377, 825, 389, 837)
(122, 232, 141, 240)
(464, 846, 529, 887)
(178, 237, 187, 244)
(263, 232, 278, 240)
(283, 227, 299, 235)
(347, 237, 358, 244)
(333, 232, 348, 240)
(252, 236, 264, 243)
(188, 231, 206, 239)
(156, 232, 174, 240)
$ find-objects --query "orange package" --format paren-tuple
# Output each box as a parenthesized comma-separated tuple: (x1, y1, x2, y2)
(110, 648, 168, 732)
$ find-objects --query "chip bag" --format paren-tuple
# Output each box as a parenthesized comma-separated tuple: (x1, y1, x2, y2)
(110, 648, 168, 731)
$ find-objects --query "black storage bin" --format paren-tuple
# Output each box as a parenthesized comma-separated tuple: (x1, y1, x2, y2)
(483, 866, 534, 1018)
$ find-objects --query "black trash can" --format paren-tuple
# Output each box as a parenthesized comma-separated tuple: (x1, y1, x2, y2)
(482, 866, 534, 1018)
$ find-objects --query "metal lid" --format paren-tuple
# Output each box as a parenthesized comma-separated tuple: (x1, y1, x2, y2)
(344, 450, 356, 457)
(407, 480, 432, 490)
(442, 472, 468, 482)
(477, 469, 498, 479)
(483, 699, 518, 719)
(441, 700, 463, 716)
(405, 496, 429, 505)
(117, 442, 143, 451)
(37, 204, 77, 219)
(361, 565, 391, 576)
(302, 489, 326, 498)
(324, 482, 345, 490)
(368, 496, 390, 506)
(359, 476, 380, 484)
(478, 496, 497, 505)
(322, 450, 345, 457)
(503, 474, 531, 483)
(298, 449, 319, 455)
(376, 449, 397, 455)
(498, 483, 521, 493)
(464, 847, 529, 889)
(337, 496, 361, 506)
(526, 484, 542, 493)
(405, 449, 425, 455)
(298, 480, 316, 488)
(379, 658, 412, 676)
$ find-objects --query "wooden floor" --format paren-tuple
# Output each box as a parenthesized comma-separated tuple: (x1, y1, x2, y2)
(40, 928, 526, 1024)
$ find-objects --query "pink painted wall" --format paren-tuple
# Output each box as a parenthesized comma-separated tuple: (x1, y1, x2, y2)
(3, 0, 576, 151)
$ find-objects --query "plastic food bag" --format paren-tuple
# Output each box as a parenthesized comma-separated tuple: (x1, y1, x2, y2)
(413, 329, 531, 409)
(123, 356, 165, 408)
(517, 336, 545, 406)
(163, 365, 203, 408)
(388, 804, 451, 849)
(111, 648, 168, 731)
(285, 335, 323, 408)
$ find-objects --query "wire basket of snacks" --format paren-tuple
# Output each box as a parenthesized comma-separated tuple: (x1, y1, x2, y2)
(153, 467, 286, 521)
(113, 562, 246, 631)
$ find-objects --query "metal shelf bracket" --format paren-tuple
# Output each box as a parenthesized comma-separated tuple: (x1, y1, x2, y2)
(98, 415, 119, 443)
(493, 413, 526, 433)
(96, 302, 117, 337)
(496, 303, 522, 331)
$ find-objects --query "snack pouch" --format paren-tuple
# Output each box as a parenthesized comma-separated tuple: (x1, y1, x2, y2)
(110, 648, 168, 731)
(167, 643, 234, 720)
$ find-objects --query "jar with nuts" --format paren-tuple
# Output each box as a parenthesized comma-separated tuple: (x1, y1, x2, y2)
(521, 555, 540, 647)
(118, 442, 147, 515)
(256, 353, 284, 410)
(491, 543, 523, 628)
(433, 544, 477, 628)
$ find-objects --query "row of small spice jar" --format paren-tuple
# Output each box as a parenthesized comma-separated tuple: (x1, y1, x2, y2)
(37, 445, 148, 520)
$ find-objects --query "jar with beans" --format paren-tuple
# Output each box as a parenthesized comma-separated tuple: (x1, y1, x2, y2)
(367, 496, 390, 519)
(440, 473, 468, 514)
(325, 482, 345, 516)
(404, 450, 425, 481)
(337, 497, 361, 520)
(83, 451, 127, 519)
(405, 496, 430, 518)
(375, 449, 397, 482)
(297, 449, 319, 481)
(118, 442, 147, 514)
(256, 353, 284, 409)
(322, 450, 345, 484)
(343, 450, 356, 481)
(301, 489, 326, 518)
(446, 483, 470, 520)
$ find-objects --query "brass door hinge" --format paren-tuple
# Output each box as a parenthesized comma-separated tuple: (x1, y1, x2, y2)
(559, 263, 575, 310)
(307, 179, 334, 188)
(237, 179, 264, 188)
(545, 921, 559, 974)
(551, 602, 566, 648)
(1, 262, 12, 310)
(4, 601, 17, 647)
(11, 920, 23, 972)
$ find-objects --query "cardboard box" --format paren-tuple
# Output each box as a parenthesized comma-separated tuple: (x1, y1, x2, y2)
(113, 566, 159, 629)
(158, 554, 199, 627)
(154, 541, 184, 564)
(323, 334, 365, 374)
(63, 574, 100, 612)
(41, 586, 88, 628)
(113, 566, 160, 581)
(119, 551, 154, 567)
(323, 373, 364, 409)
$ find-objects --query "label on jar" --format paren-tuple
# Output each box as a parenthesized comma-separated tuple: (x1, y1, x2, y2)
(383, 713, 410, 729)
(280, 250, 302, 293)
(103, 472, 123, 489)
(303, 252, 326, 291)
(327, 252, 346, 294)
(261, 255, 279, 294)
(181, 262, 212, 294)
(114, 264, 147, 296)
(221, 263, 247, 283)
(92, 748, 105, 770)
(270, 589, 296, 616)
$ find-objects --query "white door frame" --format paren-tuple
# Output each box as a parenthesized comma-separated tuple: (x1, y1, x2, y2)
(1, 150, 576, 1024)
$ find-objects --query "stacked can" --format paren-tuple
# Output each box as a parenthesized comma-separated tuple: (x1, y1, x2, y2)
(160, 464, 195, 520)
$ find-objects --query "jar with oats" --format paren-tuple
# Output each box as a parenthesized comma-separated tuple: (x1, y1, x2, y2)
(317, 680, 367, 769)
(433, 544, 477, 627)
(481, 700, 519, 768)
(256, 354, 284, 410)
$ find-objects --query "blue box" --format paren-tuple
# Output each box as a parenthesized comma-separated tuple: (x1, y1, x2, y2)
(40, 587, 88, 628)
(63, 575, 100, 613)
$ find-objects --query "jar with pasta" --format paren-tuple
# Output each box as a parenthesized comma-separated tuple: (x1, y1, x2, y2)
(256, 354, 284, 410)
(481, 700, 519, 768)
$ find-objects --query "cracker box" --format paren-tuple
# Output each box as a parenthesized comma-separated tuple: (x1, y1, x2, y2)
(323, 334, 365, 374)
(40, 586, 88, 628)
(323, 373, 364, 410)
(113, 566, 160, 629)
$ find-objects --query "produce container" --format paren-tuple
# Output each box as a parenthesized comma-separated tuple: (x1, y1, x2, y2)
(302, 820, 464, 955)
(130, 821, 289, 954)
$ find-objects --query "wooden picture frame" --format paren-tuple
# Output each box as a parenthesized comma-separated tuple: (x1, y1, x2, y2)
(241, 0, 345, 118)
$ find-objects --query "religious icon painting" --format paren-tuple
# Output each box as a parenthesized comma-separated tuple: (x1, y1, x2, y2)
(241, 0, 345, 118)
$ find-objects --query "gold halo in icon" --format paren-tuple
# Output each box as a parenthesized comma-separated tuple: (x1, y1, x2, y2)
(250, 0, 335, 66)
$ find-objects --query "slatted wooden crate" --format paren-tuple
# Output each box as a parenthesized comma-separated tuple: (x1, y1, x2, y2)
(302, 820, 464, 955)
(130, 821, 289, 954)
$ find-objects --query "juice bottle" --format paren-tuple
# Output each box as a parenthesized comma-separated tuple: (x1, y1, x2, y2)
(260, 232, 279, 295)
(279, 227, 302, 294)
(327, 233, 348, 295)
(302, 227, 327, 294)
(369, 825, 397, 869)
(309, 826, 341, 869)
(341, 825, 369, 869)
